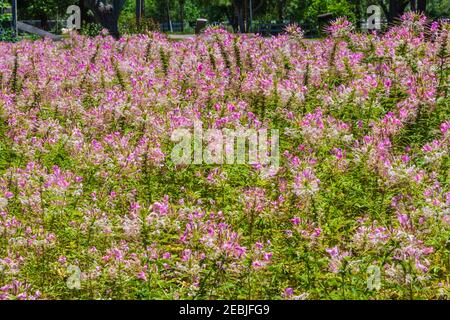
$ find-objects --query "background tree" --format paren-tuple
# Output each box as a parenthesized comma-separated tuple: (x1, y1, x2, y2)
(232, 0, 264, 32)
(136, 0, 144, 24)
(376, 0, 410, 23)
(79, 0, 90, 25)
(427, 0, 449, 18)
(287, 0, 357, 31)
(178, 0, 185, 31)
(18, 0, 74, 29)
(276, 0, 288, 21)
(417, 0, 427, 13)
(84, 0, 127, 38)
(194, 0, 264, 33)
(14, 0, 448, 38)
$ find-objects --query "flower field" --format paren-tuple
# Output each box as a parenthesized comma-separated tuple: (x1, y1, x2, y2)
(0, 14, 449, 300)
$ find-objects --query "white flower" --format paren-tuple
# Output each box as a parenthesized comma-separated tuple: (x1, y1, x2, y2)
(0, 197, 7, 210)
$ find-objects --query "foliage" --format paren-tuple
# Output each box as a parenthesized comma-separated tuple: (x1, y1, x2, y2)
(428, 0, 450, 18)
(80, 22, 104, 37)
(17, 0, 75, 19)
(0, 1, 15, 42)
(287, 0, 357, 25)
(0, 0, 11, 23)
(11, 0, 449, 37)
(119, 16, 160, 34)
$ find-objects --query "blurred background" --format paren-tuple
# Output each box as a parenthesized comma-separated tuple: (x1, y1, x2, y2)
(0, 0, 449, 40)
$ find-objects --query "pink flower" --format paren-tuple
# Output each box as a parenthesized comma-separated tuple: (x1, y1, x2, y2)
(440, 121, 450, 134)
(397, 214, 409, 227)
(332, 148, 344, 160)
(291, 217, 301, 226)
(58, 256, 67, 264)
(312, 228, 321, 238)
(384, 78, 392, 90)
(181, 249, 191, 261)
(137, 271, 147, 281)
(326, 246, 339, 258)
(263, 252, 273, 261)
(401, 154, 410, 163)
(283, 287, 294, 298)
(130, 202, 141, 212)
(4, 191, 13, 199)
(430, 21, 439, 32)
(17, 293, 27, 300)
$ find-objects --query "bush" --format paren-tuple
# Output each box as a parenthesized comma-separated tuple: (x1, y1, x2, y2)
(80, 22, 103, 37)
(0, 28, 16, 42)
(119, 17, 160, 35)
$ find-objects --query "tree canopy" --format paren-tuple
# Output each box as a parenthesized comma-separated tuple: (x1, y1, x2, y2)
(11, 0, 449, 37)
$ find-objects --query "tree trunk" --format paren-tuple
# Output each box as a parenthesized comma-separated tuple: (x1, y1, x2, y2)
(386, 0, 409, 24)
(136, 0, 142, 26)
(243, 0, 248, 32)
(226, 8, 238, 33)
(350, 0, 362, 22)
(179, 0, 185, 32)
(234, 3, 245, 33)
(40, 14, 48, 30)
(80, 0, 86, 26)
(278, 0, 286, 22)
(98, 11, 120, 37)
(417, 0, 426, 13)
(85, 0, 126, 39)
(387, 0, 397, 23)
